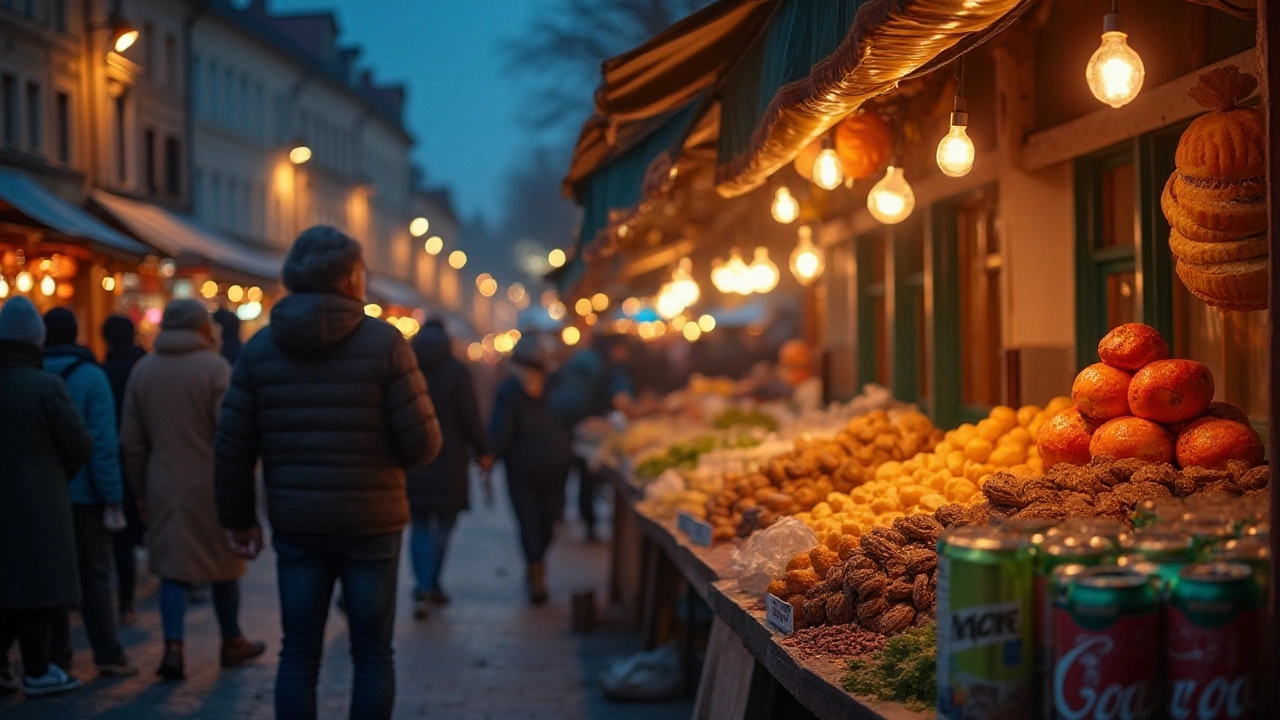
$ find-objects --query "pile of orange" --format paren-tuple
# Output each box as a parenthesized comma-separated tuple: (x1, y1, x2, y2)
(1037, 323, 1263, 471)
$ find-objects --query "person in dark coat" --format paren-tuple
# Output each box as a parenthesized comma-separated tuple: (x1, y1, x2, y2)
(211, 307, 241, 366)
(214, 226, 442, 720)
(100, 315, 147, 624)
(0, 297, 92, 697)
(42, 307, 136, 678)
(488, 334, 572, 605)
(406, 321, 491, 619)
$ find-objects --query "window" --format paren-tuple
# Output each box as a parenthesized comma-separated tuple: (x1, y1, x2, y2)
(164, 136, 180, 197)
(852, 217, 928, 406)
(857, 230, 891, 389)
(25, 82, 39, 152)
(1075, 148, 1140, 364)
(212, 174, 222, 224)
(2, 74, 16, 147)
(164, 34, 177, 90)
(54, 92, 68, 162)
(114, 93, 128, 182)
(143, 129, 155, 192)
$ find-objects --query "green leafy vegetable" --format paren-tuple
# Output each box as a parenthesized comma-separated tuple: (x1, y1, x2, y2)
(842, 622, 935, 711)
(634, 434, 762, 479)
(712, 408, 779, 432)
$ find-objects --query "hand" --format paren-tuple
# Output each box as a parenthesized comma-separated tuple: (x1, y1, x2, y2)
(478, 455, 495, 472)
(227, 526, 264, 559)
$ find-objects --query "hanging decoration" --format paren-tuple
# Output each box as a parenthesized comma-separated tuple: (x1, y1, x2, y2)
(789, 226, 825, 286)
(748, 248, 780, 293)
(811, 137, 845, 190)
(1086, 1, 1145, 108)
(771, 186, 800, 224)
(655, 258, 701, 318)
(867, 165, 916, 224)
(936, 57, 975, 177)
(834, 112, 894, 179)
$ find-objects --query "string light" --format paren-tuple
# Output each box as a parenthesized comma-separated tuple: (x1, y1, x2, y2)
(811, 137, 844, 190)
(770, 186, 800, 224)
(227, 285, 244, 303)
(1086, 2, 1144, 108)
(669, 258, 700, 308)
(448, 250, 467, 269)
(548, 301, 566, 320)
(789, 226, 825, 286)
(0, 277, 8, 298)
(409, 217, 429, 237)
(561, 326, 581, 346)
(591, 292, 609, 312)
(748, 248, 779, 293)
(867, 165, 916, 224)
(424, 236, 443, 255)
(15, 271, 32, 293)
(547, 248, 566, 268)
(698, 314, 716, 332)
(39, 275, 56, 297)
(574, 298, 593, 316)
(682, 323, 702, 342)
(201, 280, 218, 298)
(936, 58, 975, 177)
(364, 303, 383, 318)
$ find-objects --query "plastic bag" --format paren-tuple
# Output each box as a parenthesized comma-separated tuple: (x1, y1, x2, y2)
(598, 643, 682, 701)
(643, 469, 685, 502)
(729, 516, 818, 595)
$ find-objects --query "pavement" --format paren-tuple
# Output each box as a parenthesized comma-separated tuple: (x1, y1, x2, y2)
(0, 473, 693, 719)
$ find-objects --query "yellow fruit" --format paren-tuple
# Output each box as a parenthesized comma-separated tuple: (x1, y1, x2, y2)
(946, 451, 966, 475)
(1005, 427, 1032, 446)
(875, 461, 903, 480)
(1016, 405, 1042, 427)
(989, 445, 1025, 467)
(841, 522, 862, 536)
(899, 485, 926, 507)
(926, 454, 947, 472)
(920, 493, 948, 510)
(952, 424, 978, 446)
(1046, 396, 1073, 415)
(870, 496, 901, 514)
(812, 502, 832, 519)
(964, 438, 994, 463)
(965, 462, 990, 483)
(944, 477, 979, 503)
(929, 470, 951, 491)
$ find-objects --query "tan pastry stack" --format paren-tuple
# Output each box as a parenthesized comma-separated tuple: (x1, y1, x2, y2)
(1161, 65, 1268, 311)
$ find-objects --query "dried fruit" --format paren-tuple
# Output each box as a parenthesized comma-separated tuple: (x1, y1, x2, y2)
(786, 554, 813, 572)
(877, 604, 917, 635)
(894, 514, 944, 544)
(826, 592, 856, 625)
(766, 579, 788, 598)
(887, 580, 914, 603)
(785, 568, 822, 595)
(810, 546, 842, 579)
(982, 474, 1026, 509)
(837, 534, 861, 561)
(912, 574, 934, 610)
(903, 548, 937, 576)
(857, 596, 888, 624)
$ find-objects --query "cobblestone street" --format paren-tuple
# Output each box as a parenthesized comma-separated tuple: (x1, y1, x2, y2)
(0, 476, 691, 720)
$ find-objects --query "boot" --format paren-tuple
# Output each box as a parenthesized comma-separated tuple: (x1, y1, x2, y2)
(527, 563, 548, 606)
(220, 636, 267, 668)
(156, 641, 184, 680)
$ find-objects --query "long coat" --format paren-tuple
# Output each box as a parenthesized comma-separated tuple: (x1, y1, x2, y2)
(120, 329, 245, 583)
(0, 341, 92, 608)
(406, 326, 489, 517)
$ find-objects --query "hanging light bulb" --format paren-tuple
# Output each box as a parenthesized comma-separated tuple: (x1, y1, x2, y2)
(1085, 4, 1145, 108)
(39, 275, 55, 296)
(936, 58, 975, 177)
(15, 271, 33, 293)
(789, 226, 825, 286)
(748, 247, 779, 294)
(724, 249, 752, 295)
(867, 165, 916, 224)
(670, 258, 700, 308)
(811, 137, 844, 191)
(0, 277, 8, 298)
(711, 258, 732, 294)
(655, 283, 685, 320)
(770, 186, 800, 224)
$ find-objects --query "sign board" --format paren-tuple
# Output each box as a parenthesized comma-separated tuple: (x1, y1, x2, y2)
(765, 593, 794, 634)
(677, 511, 713, 547)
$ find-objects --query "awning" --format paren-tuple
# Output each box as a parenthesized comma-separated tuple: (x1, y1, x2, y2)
(367, 273, 426, 309)
(90, 190, 283, 282)
(0, 171, 150, 257)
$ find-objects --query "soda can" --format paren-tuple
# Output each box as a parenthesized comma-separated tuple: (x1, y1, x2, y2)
(1206, 538, 1271, 598)
(997, 517, 1057, 548)
(1164, 562, 1265, 720)
(936, 526, 1034, 720)
(1035, 534, 1115, 646)
(1037, 562, 1090, 720)
(1053, 567, 1161, 720)
(1117, 527, 1197, 586)
(1178, 517, 1238, 556)
(1049, 517, 1129, 544)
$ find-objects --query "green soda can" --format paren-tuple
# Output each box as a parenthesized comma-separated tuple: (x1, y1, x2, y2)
(1050, 517, 1129, 544)
(1207, 537, 1271, 597)
(1117, 527, 1197, 586)
(997, 517, 1058, 548)
(1179, 516, 1237, 555)
(937, 526, 1034, 720)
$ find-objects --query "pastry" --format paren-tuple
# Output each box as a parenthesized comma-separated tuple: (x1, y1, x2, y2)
(1175, 257, 1268, 312)
(1168, 228, 1267, 265)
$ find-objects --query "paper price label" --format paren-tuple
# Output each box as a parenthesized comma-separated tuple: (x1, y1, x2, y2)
(765, 593, 794, 634)
(677, 511, 713, 547)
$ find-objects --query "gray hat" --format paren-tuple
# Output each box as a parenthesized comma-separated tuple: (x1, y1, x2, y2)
(510, 334, 545, 370)
(282, 225, 363, 294)
(161, 298, 212, 332)
(0, 297, 47, 348)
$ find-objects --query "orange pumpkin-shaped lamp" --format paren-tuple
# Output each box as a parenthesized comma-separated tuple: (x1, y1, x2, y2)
(835, 112, 893, 179)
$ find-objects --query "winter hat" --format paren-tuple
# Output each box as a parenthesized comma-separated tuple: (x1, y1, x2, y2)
(0, 297, 47, 348)
(282, 225, 363, 294)
(102, 315, 136, 345)
(43, 307, 78, 346)
(510, 334, 546, 370)
(161, 299, 212, 332)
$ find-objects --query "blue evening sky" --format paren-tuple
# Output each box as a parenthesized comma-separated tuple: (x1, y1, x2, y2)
(270, 0, 557, 223)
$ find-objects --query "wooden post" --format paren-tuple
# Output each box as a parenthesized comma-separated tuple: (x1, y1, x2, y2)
(1262, 1, 1279, 716)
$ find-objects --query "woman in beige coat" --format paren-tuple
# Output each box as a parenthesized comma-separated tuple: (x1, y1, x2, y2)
(119, 300, 265, 680)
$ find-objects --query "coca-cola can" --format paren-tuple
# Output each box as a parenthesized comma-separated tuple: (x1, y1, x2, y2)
(1053, 566, 1161, 720)
(1164, 562, 1265, 720)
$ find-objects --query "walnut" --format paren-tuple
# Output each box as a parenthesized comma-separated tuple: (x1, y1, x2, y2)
(1063, 495, 1099, 518)
(785, 568, 822, 595)
(886, 580, 914, 603)
(1173, 474, 1200, 497)
(1024, 487, 1066, 505)
(825, 592, 855, 625)
(1094, 492, 1127, 518)
(878, 604, 917, 635)
(965, 501, 995, 524)
(982, 473, 1026, 509)
(1239, 465, 1271, 490)
(1112, 481, 1172, 505)
(809, 546, 842, 579)
(934, 504, 969, 528)
(857, 596, 888, 625)
(912, 573, 936, 610)
(903, 548, 938, 576)
(1131, 463, 1180, 490)
(894, 514, 944, 544)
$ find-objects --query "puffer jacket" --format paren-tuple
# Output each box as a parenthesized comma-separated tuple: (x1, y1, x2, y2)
(43, 344, 124, 506)
(406, 326, 489, 517)
(214, 293, 442, 535)
(488, 374, 572, 486)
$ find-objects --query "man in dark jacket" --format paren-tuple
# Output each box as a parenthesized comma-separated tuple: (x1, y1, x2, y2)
(406, 321, 491, 619)
(42, 308, 136, 678)
(100, 315, 147, 624)
(215, 226, 442, 720)
(211, 307, 241, 366)
(0, 297, 92, 696)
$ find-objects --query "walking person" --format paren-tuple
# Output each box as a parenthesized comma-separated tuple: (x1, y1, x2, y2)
(406, 320, 492, 620)
(100, 315, 147, 625)
(488, 335, 573, 605)
(215, 226, 442, 720)
(212, 307, 242, 366)
(0, 297, 92, 697)
(119, 300, 266, 681)
(41, 308, 137, 678)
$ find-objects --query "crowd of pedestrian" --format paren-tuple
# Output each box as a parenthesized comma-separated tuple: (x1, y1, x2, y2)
(0, 225, 631, 719)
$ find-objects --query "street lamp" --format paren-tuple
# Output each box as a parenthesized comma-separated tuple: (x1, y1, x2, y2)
(289, 140, 312, 165)
(409, 217, 429, 237)
(108, 13, 139, 54)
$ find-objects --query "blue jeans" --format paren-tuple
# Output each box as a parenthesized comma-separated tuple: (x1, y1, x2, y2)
(409, 513, 457, 596)
(159, 579, 241, 641)
(273, 531, 401, 720)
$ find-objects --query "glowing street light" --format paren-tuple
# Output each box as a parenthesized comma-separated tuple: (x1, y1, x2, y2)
(424, 236, 443, 255)
(548, 248, 566, 268)
(409, 217, 430, 237)
(448, 250, 467, 269)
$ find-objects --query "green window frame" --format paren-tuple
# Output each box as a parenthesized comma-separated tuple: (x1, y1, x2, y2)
(853, 218, 927, 407)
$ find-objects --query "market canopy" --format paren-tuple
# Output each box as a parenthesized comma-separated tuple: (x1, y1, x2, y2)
(368, 273, 428, 309)
(0, 171, 150, 257)
(91, 190, 283, 283)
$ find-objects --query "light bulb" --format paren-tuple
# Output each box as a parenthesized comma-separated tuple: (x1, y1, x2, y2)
(670, 258, 699, 308)
(935, 99, 975, 177)
(711, 260, 730, 294)
(655, 284, 685, 319)
(724, 250, 752, 295)
(40, 275, 56, 296)
(0, 278, 8, 298)
(748, 247, 779, 293)
(771, 186, 799, 224)
(789, 226, 825, 286)
(409, 217, 429, 237)
(812, 146, 844, 191)
(1086, 14, 1144, 109)
(15, 271, 32, 293)
(867, 166, 915, 224)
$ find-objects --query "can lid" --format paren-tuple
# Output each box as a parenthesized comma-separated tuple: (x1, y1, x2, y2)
(1075, 566, 1147, 590)
(1124, 529, 1194, 553)
(1178, 562, 1253, 583)
(1051, 562, 1092, 581)
(1044, 533, 1113, 556)
(942, 525, 1025, 550)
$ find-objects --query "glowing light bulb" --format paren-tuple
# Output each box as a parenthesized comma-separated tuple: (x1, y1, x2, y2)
(698, 315, 716, 332)
(682, 323, 702, 342)
(15, 271, 33, 293)
(591, 293, 609, 312)
(723, 250, 752, 295)
(39, 275, 56, 296)
(936, 99, 975, 177)
(575, 298, 593, 316)
(655, 284, 684, 320)
(669, 258, 699, 308)
(548, 301, 566, 320)
(811, 145, 844, 191)
(748, 247, 779, 294)
(771, 186, 800, 224)
(561, 326, 581, 346)
(711, 259, 731, 294)
(409, 217, 429, 237)
(448, 250, 467, 269)
(866, 166, 915, 224)
(1086, 13, 1144, 109)
(789, 226, 825, 286)
(101, 276, 117, 292)
(548, 248, 566, 268)
(0, 278, 8, 298)
(364, 303, 383, 317)
(201, 280, 218, 298)
(424, 236, 443, 255)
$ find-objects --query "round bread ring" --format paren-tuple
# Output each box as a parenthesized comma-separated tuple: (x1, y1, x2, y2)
(1175, 257, 1268, 312)
(1168, 228, 1268, 264)
(1174, 171, 1265, 204)
(1167, 171, 1266, 233)
(1161, 175, 1262, 244)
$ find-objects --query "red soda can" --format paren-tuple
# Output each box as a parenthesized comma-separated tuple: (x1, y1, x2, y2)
(1164, 562, 1264, 720)
(1053, 567, 1161, 720)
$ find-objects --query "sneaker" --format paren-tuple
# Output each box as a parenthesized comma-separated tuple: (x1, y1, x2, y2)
(96, 660, 139, 678)
(0, 664, 18, 693)
(22, 665, 81, 697)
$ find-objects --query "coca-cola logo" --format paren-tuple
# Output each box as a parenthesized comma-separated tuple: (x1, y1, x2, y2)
(1054, 636, 1160, 720)
(1167, 677, 1252, 720)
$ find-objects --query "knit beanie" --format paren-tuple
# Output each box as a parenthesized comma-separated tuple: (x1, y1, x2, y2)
(0, 297, 47, 348)
(102, 314, 136, 345)
(161, 299, 212, 332)
(43, 307, 78, 346)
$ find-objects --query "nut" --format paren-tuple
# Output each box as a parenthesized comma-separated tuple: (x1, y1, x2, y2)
(903, 548, 938, 576)
(982, 474, 1026, 508)
(912, 573, 936, 610)
(878, 604, 916, 635)
(857, 596, 888, 625)
(886, 580, 914, 603)
(825, 592, 855, 625)
(785, 568, 822, 595)
(894, 514, 944, 544)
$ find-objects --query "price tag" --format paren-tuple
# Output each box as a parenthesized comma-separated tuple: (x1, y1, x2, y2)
(765, 593, 794, 634)
(677, 511, 713, 547)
